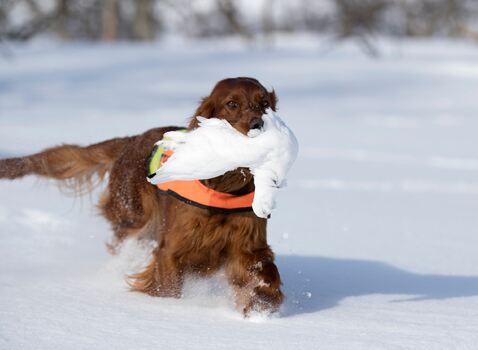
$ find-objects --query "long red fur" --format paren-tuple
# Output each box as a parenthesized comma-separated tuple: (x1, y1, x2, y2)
(0, 77, 283, 315)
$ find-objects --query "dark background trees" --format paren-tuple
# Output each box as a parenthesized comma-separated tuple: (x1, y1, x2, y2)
(1, 0, 477, 43)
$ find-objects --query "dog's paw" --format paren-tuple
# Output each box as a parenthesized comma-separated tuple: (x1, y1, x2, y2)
(243, 304, 276, 319)
(242, 283, 284, 318)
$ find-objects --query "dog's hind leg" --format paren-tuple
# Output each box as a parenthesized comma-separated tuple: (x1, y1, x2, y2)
(99, 181, 164, 253)
(128, 248, 184, 297)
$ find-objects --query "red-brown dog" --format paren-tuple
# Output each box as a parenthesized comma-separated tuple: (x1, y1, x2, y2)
(0, 77, 284, 315)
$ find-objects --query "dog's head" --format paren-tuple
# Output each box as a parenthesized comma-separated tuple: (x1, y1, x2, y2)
(189, 77, 277, 134)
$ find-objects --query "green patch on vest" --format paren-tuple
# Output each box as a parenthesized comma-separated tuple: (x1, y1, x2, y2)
(147, 129, 188, 178)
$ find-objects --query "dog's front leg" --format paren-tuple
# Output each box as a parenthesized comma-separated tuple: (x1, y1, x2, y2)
(226, 248, 284, 316)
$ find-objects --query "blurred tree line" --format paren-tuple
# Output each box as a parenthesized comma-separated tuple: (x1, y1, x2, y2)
(1, 0, 477, 43)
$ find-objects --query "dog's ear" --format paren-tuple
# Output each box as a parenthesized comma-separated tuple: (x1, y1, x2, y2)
(189, 97, 215, 129)
(269, 89, 278, 112)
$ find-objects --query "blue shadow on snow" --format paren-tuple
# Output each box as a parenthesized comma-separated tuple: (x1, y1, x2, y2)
(276, 255, 478, 317)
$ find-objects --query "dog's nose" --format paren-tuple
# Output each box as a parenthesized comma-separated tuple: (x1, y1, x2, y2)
(249, 118, 264, 130)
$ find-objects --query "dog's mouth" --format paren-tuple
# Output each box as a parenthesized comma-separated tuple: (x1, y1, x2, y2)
(247, 128, 262, 138)
(246, 117, 264, 138)
(229, 116, 265, 137)
(249, 117, 264, 130)
(201, 167, 255, 195)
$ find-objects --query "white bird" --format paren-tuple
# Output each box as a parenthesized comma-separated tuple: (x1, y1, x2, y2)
(148, 110, 299, 218)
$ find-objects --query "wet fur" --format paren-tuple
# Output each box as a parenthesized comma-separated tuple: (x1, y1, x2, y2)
(0, 78, 283, 315)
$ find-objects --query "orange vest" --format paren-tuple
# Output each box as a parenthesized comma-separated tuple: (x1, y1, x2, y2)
(147, 143, 254, 213)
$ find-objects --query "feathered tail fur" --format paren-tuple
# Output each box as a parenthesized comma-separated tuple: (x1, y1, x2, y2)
(0, 137, 132, 194)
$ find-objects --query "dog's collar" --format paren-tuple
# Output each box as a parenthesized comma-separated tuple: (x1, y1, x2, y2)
(146, 131, 254, 213)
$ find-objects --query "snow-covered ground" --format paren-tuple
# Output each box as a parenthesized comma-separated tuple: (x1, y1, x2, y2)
(1, 36, 478, 349)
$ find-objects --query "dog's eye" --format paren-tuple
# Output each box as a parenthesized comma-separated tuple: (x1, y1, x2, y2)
(226, 101, 239, 109)
(262, 101, 269, 108)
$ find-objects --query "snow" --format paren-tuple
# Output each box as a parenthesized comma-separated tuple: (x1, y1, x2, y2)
(1, 36, 478, 349)
(149, 112, 298, 218)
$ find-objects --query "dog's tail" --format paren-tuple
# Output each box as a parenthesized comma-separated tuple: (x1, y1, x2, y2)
(0, 137, 133, 194)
